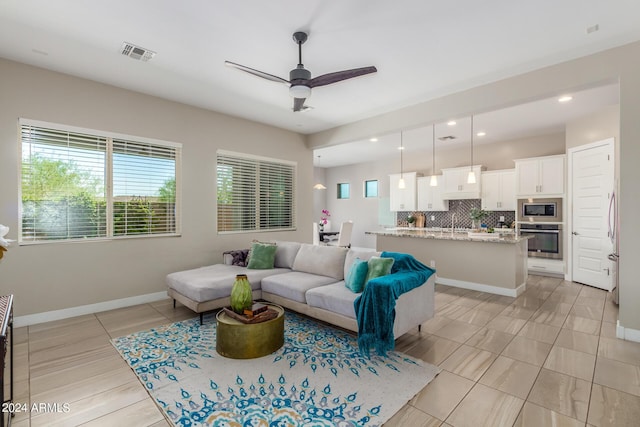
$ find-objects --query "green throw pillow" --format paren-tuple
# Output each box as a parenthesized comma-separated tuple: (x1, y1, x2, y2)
(345, 258, 369, 293)
(364, 256, 394, 285)
(247, 242, 277, 269)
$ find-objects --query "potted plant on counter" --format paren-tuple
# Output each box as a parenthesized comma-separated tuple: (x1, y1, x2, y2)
(407, 214, 416, 228)
(469, 208, 490, 231)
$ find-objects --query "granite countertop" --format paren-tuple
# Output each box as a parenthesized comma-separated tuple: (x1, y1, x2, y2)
(366, 228, 533, 244)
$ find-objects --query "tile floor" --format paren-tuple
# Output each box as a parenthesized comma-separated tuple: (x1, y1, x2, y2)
(8, 275, 640, 426)
(387, 275, 640, 427)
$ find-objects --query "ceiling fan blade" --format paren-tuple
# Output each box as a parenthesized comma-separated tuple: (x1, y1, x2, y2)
(293, 98, 306, 112)
(308, 66, 377, 88)
(224, 61, 289, 85)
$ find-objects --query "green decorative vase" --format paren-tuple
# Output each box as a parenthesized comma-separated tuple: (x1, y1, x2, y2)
(230, 274, 253, 314)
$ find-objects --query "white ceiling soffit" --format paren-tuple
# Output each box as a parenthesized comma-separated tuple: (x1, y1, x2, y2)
(314, 83, 619, 167)
(0, 1, 638, 135)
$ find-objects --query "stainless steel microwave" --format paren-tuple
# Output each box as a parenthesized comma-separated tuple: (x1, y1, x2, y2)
(517, 198, 562, 222)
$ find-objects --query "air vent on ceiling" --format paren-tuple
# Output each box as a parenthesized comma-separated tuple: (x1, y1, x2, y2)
(121, 42, 156, 62)
(438, 135, 456, 141)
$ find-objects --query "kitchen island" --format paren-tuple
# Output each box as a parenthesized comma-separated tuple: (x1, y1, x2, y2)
(366, 228, 532, 297)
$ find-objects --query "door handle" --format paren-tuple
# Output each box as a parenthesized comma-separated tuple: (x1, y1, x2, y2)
(572, 231, 579, 235)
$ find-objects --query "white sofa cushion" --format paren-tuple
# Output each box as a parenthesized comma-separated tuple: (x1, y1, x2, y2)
(261, 272, 337, 303)
(274, 241, 302, 269)
(166, 264, 289, 302)
(306, 281, 358, 319)
(292, 244, 348, 280)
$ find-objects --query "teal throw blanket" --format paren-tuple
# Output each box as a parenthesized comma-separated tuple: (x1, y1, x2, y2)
(354, 251, 435, 357)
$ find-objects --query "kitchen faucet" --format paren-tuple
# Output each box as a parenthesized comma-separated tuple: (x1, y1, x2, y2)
(451, 213, 456, 232)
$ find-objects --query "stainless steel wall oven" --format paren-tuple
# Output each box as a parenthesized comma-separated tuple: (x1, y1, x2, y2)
(519, 223, 563, 259)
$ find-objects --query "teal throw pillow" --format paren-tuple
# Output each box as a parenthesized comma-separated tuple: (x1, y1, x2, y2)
(247, 242, 277, 269)
(365, 256, 395, 285)
(345, 258, 369, 293)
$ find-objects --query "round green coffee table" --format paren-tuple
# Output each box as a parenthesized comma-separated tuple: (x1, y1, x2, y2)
(215, 303, 284, 359)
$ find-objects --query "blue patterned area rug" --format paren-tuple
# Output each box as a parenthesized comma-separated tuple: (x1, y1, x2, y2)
(112, 311, 440, 426)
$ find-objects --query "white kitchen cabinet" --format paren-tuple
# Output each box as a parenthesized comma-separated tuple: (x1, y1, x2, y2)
(389, 172, 419, 211)
(481, 169, 516, 211)
(417, 176, 449, 211)
(441, 165, 483, 199)
(515, 155, 565, 196)
(528, 258, 565, 276)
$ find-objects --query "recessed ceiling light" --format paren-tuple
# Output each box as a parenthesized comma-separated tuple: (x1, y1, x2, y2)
(476, 131, 486, 137)
(369, 137, 378, 142)
(558, 95, 573, 103)
(447, 121, 456, 126)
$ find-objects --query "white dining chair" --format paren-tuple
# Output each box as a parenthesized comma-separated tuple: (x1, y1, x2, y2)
(327, 221, 353, 248)
(312, 222, 320, 245)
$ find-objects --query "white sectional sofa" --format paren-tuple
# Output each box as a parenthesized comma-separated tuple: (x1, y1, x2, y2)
(166, 241, 435, 341)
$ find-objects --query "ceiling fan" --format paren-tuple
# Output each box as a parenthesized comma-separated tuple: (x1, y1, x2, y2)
(225, 31, 377, 112)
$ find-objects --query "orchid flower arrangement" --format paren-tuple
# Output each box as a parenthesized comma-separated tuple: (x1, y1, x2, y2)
(320, 209, 330, 226)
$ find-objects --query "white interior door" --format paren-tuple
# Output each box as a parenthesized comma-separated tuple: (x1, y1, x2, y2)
(571, 139, 614, 290)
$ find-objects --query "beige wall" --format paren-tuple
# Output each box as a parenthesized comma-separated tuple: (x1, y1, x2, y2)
(566, 105, 620, 150)
(309, 41, 640, 335)
(0, 59, 312, 317)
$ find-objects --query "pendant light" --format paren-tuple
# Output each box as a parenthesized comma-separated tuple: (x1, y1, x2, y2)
(429, 124, 438, 186)
(398, 131, 406, 189)
(467, 116, 477, 184)
(313, 155, 327, 190)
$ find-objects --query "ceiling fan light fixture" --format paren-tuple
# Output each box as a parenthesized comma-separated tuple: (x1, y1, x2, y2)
(289, 85, 311, 99)
(227, 32, 376, 112)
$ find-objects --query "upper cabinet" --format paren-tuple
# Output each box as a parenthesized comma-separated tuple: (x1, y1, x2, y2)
(441, 165, 483, 200)
(514, 155, 565, 197)
(481, 169, 516, 211)
(389, 172, 419, 211)
(417, 176, 449, 211)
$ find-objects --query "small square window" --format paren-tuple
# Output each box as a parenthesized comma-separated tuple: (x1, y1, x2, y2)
(337, 183, 350, 199)
(364, 180, 378, 198)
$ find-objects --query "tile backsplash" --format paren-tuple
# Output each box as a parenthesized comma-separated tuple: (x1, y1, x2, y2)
(397, 199, 515, 229)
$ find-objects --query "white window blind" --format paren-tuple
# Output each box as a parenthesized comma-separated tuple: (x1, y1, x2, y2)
(20, 120, 181, 243)
(217, 151, 296, 232)
(112, 139, 179, 237)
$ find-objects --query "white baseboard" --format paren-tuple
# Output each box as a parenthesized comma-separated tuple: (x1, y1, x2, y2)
(436, 277, 526, 298)
(14, 291, 169, 327)
(616, 320, 640, 343)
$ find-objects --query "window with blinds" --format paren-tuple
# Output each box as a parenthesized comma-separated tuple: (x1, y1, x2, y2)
(19, 120, 181, 243)
(217, 151, 296, 233)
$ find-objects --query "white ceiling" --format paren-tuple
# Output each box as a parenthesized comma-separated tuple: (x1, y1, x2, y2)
(1, 1, 639, 139)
